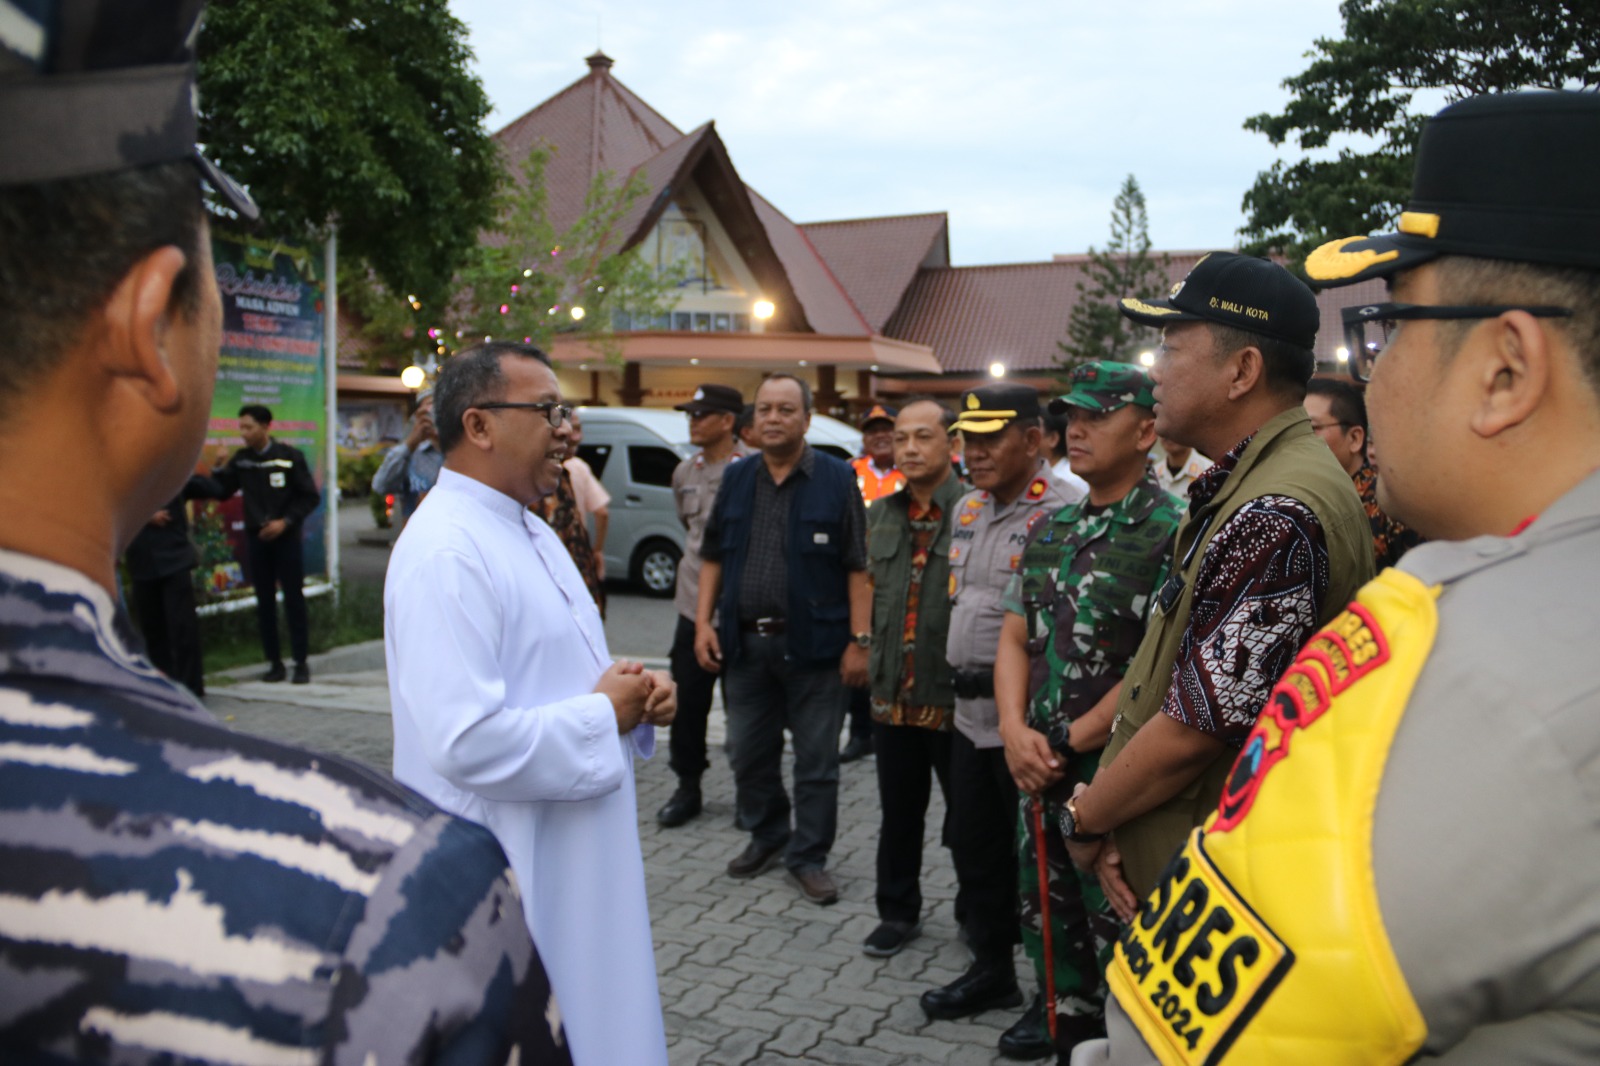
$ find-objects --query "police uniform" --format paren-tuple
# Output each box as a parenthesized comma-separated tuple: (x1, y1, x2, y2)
(1083, 92, 1600, 1066)
(929, 385, 1079, 1012)
(1004, 366, 1183, 1052)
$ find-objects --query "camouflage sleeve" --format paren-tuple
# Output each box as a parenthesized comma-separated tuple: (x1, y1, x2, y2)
(330, 814, 572, 1066)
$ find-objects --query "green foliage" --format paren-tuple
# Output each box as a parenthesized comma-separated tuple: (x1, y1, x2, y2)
(350, 144, 682, 370)
(190, 503, 239, 602)
(1057, 175, 1171, 371)
(1240, 0, 1600, 266)
(336, 449, 385, 498)
(199, 583, 386, 674)
(197, 0, 499, 306)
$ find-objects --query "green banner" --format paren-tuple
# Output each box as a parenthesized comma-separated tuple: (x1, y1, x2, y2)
(195, 230, 328, 600)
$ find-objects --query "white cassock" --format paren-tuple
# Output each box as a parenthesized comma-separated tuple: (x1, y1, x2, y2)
(386, 468, 666, 1066)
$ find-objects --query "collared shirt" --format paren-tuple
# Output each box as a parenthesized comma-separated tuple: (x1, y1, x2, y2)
(672, 442, 750, 618)
(371, 437, 444, 519)
(702, 445, 867, 622)
(1152, 447, 1213, 497)
(0, 547, 570, 1065)
(946, 461, 1078, 747)
(387, 467, 665, 1066)
(1159, 435, 1330, 746)
(1050, 456, 1091, 500)
(1352, 461, 1423, 569)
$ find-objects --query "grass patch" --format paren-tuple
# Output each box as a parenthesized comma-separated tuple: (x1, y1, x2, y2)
(198, 583, 386, 673)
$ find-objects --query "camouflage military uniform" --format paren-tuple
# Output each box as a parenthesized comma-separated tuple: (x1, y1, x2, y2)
(1003, 472, 1181, 1043)
(0, 550, 571, 1065)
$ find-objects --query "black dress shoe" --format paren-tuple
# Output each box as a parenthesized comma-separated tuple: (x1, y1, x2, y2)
(726, 840, 784, 879)
(839, 733, 874, 763)
(656, 783, 702, 827)
(261, 662, 287, 683)
(291, 662, 311, 685)
(998, 994, 1053, 1060)
(862, 920, 921, 958)
(919, 961, 1022, 1020)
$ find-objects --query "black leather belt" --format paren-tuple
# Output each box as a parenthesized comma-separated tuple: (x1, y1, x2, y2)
(739, 617, 787, 636)
(952, 668, 994, 700)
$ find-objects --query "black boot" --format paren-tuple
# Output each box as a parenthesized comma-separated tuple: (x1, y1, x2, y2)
(998, 993, 1053, 1060)
(919, 960, 1022, 1020)
(656, 779, 702, 827)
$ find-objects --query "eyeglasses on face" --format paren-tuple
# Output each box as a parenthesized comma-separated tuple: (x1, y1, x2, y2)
(473, 401, 573, 428)
(1340, 301, 1573, 383)
(1308, 420, 1352, 433)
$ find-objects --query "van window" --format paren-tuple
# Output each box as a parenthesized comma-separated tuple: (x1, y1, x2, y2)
(628, 445, 680, 488)
(579, 443, 612, 478)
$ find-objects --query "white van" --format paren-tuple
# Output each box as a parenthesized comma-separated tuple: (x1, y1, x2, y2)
(575, 407, 862, 596)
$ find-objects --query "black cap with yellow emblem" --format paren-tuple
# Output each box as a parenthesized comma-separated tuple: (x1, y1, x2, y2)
(1306, 92, 1600, 288)
(949, 384, 1041, 434)
(1117, 252, 1320, 349)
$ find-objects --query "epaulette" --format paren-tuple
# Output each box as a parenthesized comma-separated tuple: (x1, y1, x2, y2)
(1024, 477, 1049, 502)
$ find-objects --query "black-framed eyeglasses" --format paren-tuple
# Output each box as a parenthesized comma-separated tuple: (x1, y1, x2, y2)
(1308, 420, 1351, 434)
(473, 401, 573, 428)
(1341, 302, 1572, 383)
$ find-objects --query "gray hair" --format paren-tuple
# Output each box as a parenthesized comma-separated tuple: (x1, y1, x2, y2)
(433, 341, 551, 453)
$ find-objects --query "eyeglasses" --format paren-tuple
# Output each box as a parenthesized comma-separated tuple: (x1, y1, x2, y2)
(1308, 420, 1351, 434)
(1341, 301, 1572, 383)
(473, 401, 573, 428)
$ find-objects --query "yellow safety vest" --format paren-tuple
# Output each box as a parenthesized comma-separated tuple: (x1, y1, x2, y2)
(1107, 569, 1436, 1064)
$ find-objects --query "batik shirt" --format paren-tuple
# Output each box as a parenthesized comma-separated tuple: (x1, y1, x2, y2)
(0, 549, 570, 1065)
(1352, 461, 1423, 570)
(1161, 436, 1331, 747)
(871, 496, 949, 730)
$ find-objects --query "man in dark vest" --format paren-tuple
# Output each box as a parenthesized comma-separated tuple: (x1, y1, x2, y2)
(1060, 253, 1375, 916)
(695, 374, 870, 906)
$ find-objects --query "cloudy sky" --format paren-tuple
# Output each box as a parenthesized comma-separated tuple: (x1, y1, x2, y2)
(449, 0, 1351, 266)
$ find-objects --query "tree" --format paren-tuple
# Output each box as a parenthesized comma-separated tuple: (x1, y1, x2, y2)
(1057, 175, 1171, 370)
(1240, 0, 1600, 266)
(349, 145, 683, 370)
(197, 0, 500, 306)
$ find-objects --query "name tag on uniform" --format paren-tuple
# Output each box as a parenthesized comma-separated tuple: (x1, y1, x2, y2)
(269, 472, 286, 488)
(813, 532, 830, 544)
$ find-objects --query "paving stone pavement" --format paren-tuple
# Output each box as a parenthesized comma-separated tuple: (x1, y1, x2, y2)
(205, 602, 1039, 1066)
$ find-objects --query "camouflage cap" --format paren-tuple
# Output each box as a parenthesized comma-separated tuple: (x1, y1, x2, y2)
(1048, 361, 1156, 415)
(0, 0, 259, 220)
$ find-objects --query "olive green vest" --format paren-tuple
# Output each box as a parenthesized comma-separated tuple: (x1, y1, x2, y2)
(1100, 407, 1377, 896)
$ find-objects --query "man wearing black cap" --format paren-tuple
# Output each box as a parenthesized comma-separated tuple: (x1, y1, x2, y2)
(919, 384, 1081, 1022)
(1060, 252, 1374, 916)
(1082, 90, 1600, 1066)
(658, 383, 748, 827)
(0, 4, 570, 1062)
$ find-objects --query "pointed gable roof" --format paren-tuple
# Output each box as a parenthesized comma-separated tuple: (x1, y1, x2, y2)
(493, 51, 682, 235)
(801, 213, 950, 332)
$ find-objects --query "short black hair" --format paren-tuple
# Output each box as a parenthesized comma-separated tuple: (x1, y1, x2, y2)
(735, 403, 755, 436)
(0, 161, 206, 425)
(433, 341, 553, 454)
(1305, 377, 1367, 432)
(1435, 256, 1600, 391)
(759, 373, 812, 413)
(1207, 323, 1316, 397)
(238, 404, 274, 425)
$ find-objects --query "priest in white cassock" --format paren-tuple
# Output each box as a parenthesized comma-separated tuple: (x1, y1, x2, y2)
(385, 342, 675, 1066)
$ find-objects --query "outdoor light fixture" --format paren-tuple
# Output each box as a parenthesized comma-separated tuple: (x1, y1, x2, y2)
(690, 358, 700, 366)
(989, 362, 1006, 378)
(400, 365, 426, 390)
(1335, 346, 1351, 363)
(571, 306, 586, 321)
(753, 299, 775, 320)
(798, 360, 808, 367)
(1138, 350, 1156, 368)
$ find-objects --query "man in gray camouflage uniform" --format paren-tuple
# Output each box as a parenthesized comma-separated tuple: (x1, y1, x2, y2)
(0, 4, 569, 1062)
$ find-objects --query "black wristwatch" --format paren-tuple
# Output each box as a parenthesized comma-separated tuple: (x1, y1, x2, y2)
(852, 632, 872, 649)
(1062, 795, 1106, 843)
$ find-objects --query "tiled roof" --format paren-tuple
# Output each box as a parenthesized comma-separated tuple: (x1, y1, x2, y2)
(492, 53, 683, 234)
(801, 213, 949, 332)
(748, 189, 871, 337)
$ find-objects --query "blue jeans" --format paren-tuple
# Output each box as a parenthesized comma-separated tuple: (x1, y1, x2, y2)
(723, 633, 845, 872)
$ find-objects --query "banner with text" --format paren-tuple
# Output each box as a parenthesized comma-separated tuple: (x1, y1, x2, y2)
(196, 230, 328, 600)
